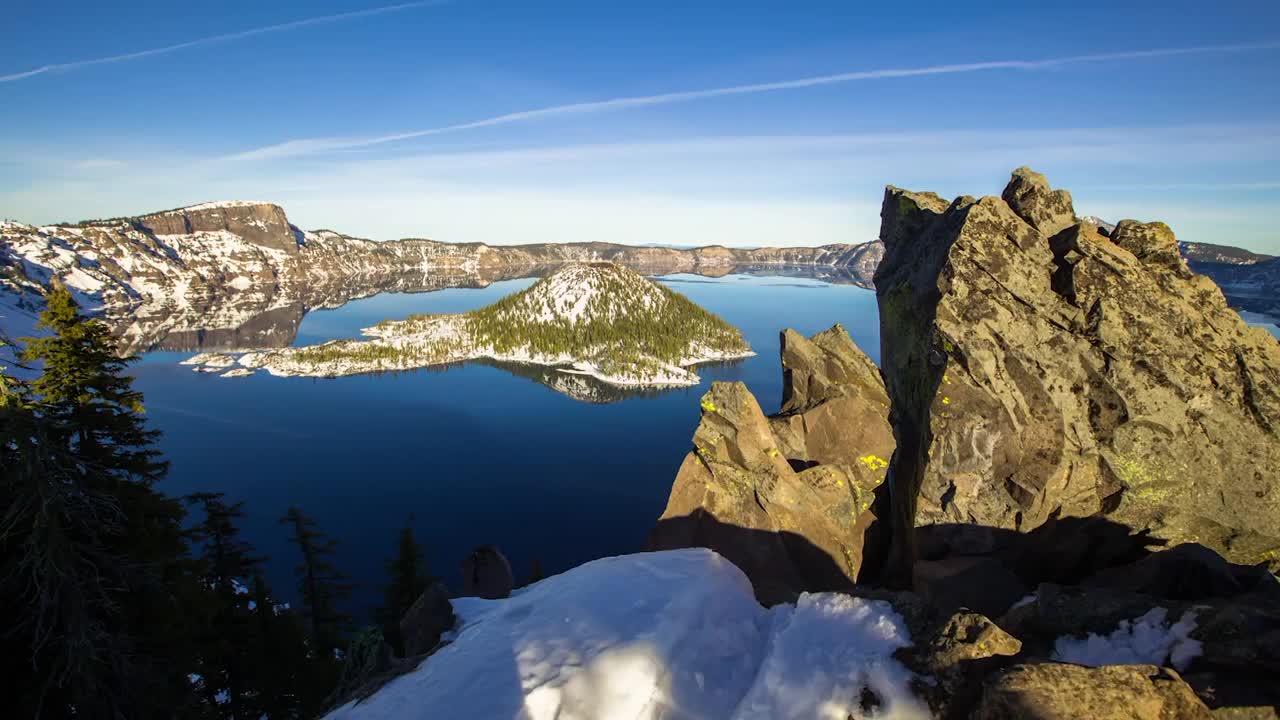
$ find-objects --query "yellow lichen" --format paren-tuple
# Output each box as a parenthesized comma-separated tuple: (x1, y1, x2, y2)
(858, 454, 888, 471)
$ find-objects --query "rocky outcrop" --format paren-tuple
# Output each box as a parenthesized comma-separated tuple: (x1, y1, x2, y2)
(136, 201, 299, 255)
(648, 324, 892, 603)
(460, 546, 514, 600)
(874, 167, 1280, 578)
(974, 664, 1212, 720)
(398, 581, 455, 656)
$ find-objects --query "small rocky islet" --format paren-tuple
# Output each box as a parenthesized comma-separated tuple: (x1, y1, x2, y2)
(184, 261, 755, 388)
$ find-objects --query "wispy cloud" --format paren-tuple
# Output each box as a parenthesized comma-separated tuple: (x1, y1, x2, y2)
(1, 1, 444, 83)
(225, 41, 1280, 162)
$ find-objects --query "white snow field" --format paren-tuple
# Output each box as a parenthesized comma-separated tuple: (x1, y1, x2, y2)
(325, 548, 930, 720)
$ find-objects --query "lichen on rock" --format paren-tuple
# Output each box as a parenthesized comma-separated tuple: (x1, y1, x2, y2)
(873, 168, 1280, 579)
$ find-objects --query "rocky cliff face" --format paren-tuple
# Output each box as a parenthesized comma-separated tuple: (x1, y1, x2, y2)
(649, 324, 893, 604)
(875, 167, 1280, 576)
(136, 201, 300, 255)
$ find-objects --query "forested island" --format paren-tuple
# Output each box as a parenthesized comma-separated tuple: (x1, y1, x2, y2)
(187, 262, 754, 387)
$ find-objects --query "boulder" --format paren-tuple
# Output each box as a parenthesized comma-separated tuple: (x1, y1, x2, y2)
(873, 168, 1280, 582)
(1082, 543, 1280, 601)
(649, 325, 893, 603)
(1002, 166, 1078, 238)
(770, 324, 895, 467)
(997, 580, 1280, 713)
(461, 546, 514, 600)
(974, 663, 1212, 720)
(398, 581, 455, 657)
(835, 586, 1023, 719)
(907, 608, 1024, 719)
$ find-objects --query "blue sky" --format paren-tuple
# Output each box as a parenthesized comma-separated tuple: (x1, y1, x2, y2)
(2, 0, 1279, 251)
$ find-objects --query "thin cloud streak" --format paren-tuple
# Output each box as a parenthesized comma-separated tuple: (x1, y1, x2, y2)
(227, 40, 1280, 161)
(0, 1, 443, 83)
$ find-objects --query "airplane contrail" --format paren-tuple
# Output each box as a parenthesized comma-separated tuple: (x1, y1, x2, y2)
(0, 1, 445, 83)
(226, 40, 1280, 162)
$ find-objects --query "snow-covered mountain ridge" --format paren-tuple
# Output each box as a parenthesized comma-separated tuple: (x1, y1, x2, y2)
(0, 200, 881, 322)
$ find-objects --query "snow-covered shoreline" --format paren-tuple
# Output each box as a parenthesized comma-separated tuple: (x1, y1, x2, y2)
(187, 329, 755, 389)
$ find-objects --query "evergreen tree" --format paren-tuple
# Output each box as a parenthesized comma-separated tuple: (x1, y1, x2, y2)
(21, 284, 168, 485)
(280, 506, 351, 652)
(186, 493, 266, 718)
(375, 514, 431, 656)
(3, 289, 197, 718)
(244, 571, 322, 719)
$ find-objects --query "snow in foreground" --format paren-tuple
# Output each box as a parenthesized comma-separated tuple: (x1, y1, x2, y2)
(325, 549, 929, 720)
(1051, 607, 1202, 672)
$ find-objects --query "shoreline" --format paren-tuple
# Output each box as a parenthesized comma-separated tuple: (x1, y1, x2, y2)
(224, 345, 757, 388)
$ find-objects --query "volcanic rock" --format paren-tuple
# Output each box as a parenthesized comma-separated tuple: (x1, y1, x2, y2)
(649, 325, 893, 603)
(874, 168, 1280, 579)
(974, 663, 1212, 720)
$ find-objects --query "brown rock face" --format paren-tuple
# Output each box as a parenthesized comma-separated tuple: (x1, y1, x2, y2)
(874, 168, 1280, 580)
(1001, 166, 1077, 238)
(649, 325, 893, 604)
(460, 545, 514, 599)
(136, 202, 300, 255)
(770, 325, 894, 465)
(975, 664, 1212, 720)
(398, 581, 454, 656)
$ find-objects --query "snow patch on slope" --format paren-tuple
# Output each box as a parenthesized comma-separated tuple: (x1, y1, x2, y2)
(324, 549, 928, 720)
(1051, 607, 1202, 672)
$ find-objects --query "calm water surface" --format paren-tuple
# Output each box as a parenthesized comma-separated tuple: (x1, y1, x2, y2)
(131, 273, 881, 616)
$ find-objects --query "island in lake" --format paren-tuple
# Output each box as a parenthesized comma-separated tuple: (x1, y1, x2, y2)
(184, 262, 754, 388)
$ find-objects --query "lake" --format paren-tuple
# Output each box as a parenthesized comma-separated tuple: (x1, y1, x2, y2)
(130, 272, 882, 618)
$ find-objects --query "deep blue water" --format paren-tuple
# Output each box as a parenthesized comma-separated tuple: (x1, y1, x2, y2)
(131, 273, 881, 618)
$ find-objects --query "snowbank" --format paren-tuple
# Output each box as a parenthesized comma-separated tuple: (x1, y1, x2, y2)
(1051, 607, 1202, 672)
(324, 549, 929, 720)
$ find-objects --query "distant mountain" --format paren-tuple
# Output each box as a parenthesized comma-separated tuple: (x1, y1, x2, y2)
(1179, 241, 1273, 266)
(189, 262, 753, 390)
(0, 201, 882, 346)
(1075, 217, 1278, 319)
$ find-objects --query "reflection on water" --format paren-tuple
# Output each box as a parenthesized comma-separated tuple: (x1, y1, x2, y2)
(129, 270, 881, 617)
(108, 264, 870, 401)
(483, 357, 748, 404)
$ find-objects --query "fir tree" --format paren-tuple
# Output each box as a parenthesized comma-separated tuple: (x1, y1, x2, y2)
(375, 514, 431, 656)
(280, 506, 352, 652)
(3, 289, 197, 718)
(21, 284, 168, 485)
(186, 493, 266, 717)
